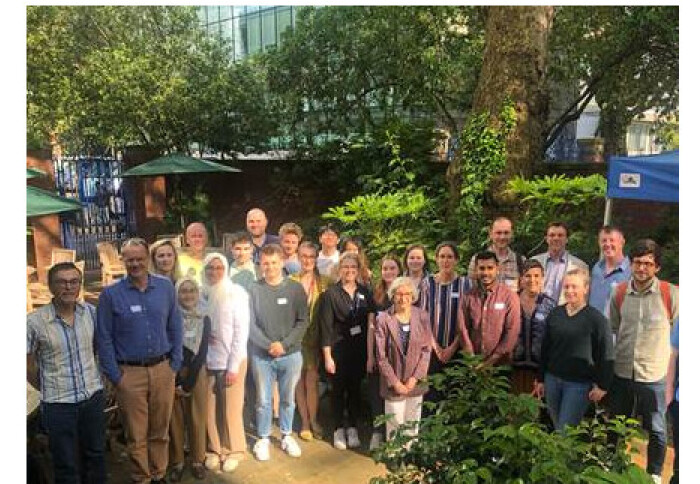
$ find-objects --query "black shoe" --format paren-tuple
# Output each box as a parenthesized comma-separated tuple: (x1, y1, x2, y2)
(191, 464, 206, 480)
(169, 466, 185, 482)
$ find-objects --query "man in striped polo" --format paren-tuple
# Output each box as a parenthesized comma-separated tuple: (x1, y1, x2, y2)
(27, 262, 106, 484)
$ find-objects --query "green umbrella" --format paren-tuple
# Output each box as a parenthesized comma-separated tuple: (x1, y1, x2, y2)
(120, 153, 241, 177)
(27, 186, 82, 217)
(26, 167, 46, 179)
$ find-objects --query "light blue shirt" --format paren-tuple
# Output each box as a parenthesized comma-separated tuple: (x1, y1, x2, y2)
(543, 252, 568, 302)
(588, 256, 631, 315)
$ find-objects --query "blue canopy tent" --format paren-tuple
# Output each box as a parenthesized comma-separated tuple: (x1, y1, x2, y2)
(603, 150, 679, 224)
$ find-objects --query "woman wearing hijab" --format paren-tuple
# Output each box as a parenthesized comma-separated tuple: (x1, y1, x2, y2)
(200, 253, 250, 473)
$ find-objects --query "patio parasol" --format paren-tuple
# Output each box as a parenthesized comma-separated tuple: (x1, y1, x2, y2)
(120, 153, 241, 229)
(27, 186, 83, 218)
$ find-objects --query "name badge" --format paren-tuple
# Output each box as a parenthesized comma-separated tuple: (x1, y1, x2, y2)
(401, 324, 410, 332)
(185, 329, 196, 338)
(494, 302, 505, 310)
(451, 292, 460, 299)
(130, 305, 142, 313)
(357, 293, 365, 300)
(350, 325, 362, 336)
(277, 298, 288, 305)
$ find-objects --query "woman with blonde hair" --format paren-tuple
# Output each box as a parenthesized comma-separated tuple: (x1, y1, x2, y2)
(290, 241, 333, 441)
(149, 239, 181, 282)
(534, 269, 614, 431)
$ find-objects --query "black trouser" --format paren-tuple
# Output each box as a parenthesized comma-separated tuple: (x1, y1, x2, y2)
(41, 390, 106, 484)
(367, 371, 385, 433)
(669, 399, 679, 484)
(331, 338, 366, 430)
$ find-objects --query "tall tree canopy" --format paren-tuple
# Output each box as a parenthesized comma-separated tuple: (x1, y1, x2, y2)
(27, 6, 279, 154)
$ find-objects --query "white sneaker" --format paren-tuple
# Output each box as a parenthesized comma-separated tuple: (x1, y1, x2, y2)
(253, 438, 271, 461)
(650, 475, 662, 484)
(346, 427, 361, 448)
(369, 431, 383, 450)
(333, 428, 347, 450)
(204, 455, 220, 470)
(221, 456, 239, 472)
(281, 434, 302, 458)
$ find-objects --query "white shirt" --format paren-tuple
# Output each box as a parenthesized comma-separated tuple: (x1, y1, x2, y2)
(316, 250, 340, 277)
(205, 283, 250, 372)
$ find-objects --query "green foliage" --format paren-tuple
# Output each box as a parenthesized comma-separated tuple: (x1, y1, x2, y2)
(163, 179, 211, 233)
(506, 174, 607, 262)
(547, 6, 678, 154)
(372, 354, 649, 484)
(27, 6, 280, 153)
(267, 6, 485, 142)
(654, 115, 679, 152)
(452, 99, 517, 259)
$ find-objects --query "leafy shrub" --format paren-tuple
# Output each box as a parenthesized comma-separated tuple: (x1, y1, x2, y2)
(371, 354, 651, 484)
(506, 174, 607, 263)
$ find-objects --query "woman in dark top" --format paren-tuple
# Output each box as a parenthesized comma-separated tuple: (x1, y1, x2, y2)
(319, 252, 376, 451)
(340, 237, 373, 287)
(169, 277, 211, 481)
(511, 259, 557, 394)
(534, 269, 614, 431)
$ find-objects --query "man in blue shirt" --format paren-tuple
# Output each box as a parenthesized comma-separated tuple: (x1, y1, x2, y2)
(589, 226, 631, 315)
(96, 238, 183, 484)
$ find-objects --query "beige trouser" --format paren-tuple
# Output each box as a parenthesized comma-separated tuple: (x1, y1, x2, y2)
(385, 396, 423, 441)
(206, 359, 248, 461)
(116, 359, 176, 484)
(169, 366, 209, 467)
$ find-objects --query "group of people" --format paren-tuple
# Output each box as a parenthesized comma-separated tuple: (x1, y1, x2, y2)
(27, 209, 679, 484)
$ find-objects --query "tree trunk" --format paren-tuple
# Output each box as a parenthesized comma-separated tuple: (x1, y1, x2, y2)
(447, 6, 553, 213)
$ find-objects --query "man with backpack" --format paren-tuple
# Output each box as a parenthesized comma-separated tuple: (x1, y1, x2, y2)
(607, 239, 678, 484)
(467, 217, 525, 293)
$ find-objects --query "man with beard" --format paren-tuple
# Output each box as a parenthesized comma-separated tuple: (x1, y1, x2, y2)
(607, 239, 678, 484)
(458, 251, 521, 368)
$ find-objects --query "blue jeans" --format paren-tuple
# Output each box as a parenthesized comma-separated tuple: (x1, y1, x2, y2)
(544, 373, 592, 431)
(250, 351, 303, 438)
(608, 376, 667, 476)
(41, 389, 106, 484)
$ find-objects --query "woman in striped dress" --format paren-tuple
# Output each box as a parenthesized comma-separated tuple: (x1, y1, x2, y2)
(419, 242, 472, 404)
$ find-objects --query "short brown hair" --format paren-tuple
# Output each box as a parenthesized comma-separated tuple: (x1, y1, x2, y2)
(546, 221, 569, 237)
(260, 243, 284, 259)
(279, 222, 303, 240)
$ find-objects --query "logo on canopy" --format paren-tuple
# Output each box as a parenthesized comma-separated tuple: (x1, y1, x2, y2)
(619, 173, 641, 188)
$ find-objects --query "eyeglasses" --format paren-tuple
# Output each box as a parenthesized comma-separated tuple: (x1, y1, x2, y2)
(632, 260, 657, 268)
(55, 278, 81, 287)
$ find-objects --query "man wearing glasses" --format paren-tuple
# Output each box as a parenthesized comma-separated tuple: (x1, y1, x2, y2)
(467, 217, 525, 293)
(96, 238, 183, 484)
(27, 262, 106, 483)
(607, 239, 678, 484)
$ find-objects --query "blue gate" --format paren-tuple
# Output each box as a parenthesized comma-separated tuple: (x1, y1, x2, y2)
(53, 154, 135, 270)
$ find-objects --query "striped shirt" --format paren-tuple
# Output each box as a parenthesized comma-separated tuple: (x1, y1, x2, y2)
(420, 275, 471, 348)
(27, 302, 103, 404)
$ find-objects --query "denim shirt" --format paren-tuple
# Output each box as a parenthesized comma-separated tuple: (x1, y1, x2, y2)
(96, 274, 183, 384)
(588, 257, 631, 316)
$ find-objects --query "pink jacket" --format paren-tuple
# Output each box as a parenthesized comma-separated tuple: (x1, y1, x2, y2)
(375, 306, 433, 401)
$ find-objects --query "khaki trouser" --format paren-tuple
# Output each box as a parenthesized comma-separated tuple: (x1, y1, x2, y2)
(169, 366, 208, 467)
(206, 359, 248, 461)
(116, 359, 176, 484)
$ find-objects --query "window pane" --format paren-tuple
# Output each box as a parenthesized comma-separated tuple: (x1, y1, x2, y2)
(233, 15, 246, 60)
(233, 6, 245, 17)
(206, 6, 220, 25)
(221, 17, 234, 53)
(196, 7, 207, 25)
(220, 6, 233, 20)
(262, 9, 276, 48)
(277, 7, 292, 43)
(247, 13, 261, 54)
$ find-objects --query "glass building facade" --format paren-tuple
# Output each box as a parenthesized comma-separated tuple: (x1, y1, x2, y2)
(198, 6, 297, 61)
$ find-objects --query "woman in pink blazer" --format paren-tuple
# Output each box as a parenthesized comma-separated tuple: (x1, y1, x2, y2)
(374, 276, 432, 441)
